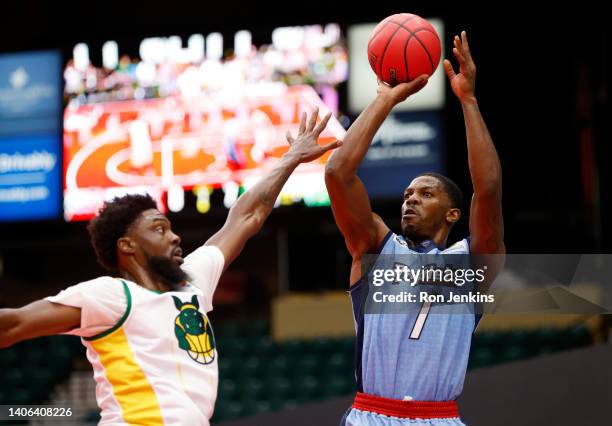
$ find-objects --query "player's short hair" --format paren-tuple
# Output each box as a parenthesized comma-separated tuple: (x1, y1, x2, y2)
(87, 193, 157, 273)
(415, 172, 464, 210)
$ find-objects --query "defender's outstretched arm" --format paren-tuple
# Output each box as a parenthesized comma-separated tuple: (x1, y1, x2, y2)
(206, 109, 341, 269)
(0, 301, 81, 348)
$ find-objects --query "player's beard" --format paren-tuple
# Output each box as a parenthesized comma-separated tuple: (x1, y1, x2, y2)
(145, 253, 191, 290)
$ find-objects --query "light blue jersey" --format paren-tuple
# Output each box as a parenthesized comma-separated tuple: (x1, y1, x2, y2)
(344, 231, 479, 425)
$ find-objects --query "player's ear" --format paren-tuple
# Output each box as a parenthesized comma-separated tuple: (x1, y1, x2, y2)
(446, 208, 461, 224)
(117, 237, 136, 255)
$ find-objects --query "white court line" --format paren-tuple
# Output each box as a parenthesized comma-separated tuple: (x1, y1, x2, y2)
(65, 124, 128, 190)
(105, 142, 234, 187)
(68, 86, 344, 190)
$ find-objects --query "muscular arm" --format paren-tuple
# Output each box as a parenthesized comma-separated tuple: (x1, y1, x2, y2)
(206, 155, 299, 267)
(444, 31, 505, 287)
(325, 77, 429, 261)
(463, 98, 505, 255)
(206, 109, 340, 269)
(0, 301, 81, 348)
(324, 96, 393, 259)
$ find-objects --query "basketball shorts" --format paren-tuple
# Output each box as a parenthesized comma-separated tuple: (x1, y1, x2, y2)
(340, 392, 466, 426)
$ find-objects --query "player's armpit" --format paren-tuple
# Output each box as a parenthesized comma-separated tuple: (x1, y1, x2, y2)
(325, 170, 390, 259)
(469, 191, 504, 255)
(469, 191, 505, 291)
(0, 300, 81, 348)
(371, 213, 392, 251)
(347, 214, 390, 285)
(471, 248, 505, 293)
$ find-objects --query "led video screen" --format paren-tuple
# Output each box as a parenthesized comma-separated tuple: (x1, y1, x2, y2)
(63, 25, 348, 221)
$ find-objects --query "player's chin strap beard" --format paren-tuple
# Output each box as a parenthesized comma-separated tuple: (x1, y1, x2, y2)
(145, 254, 191, 290)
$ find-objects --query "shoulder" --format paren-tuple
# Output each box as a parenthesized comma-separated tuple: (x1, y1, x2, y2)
(366, 230, 397, 255)
(181, 245, 225, 308)
(391, 233, 407, 248)
(177, 282, 204, 295)
(80, 276, 127, 296)
(442, 238, 470, 254)
(44, 276, 128, 335)
(182, 245, 225, 270)
(82, 276, 123, 287)
(386, 233, 417, 252)
(52, 276, 123, 298)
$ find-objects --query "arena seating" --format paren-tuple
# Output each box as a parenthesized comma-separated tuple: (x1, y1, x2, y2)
(0, 322, 593, 424)
(211, 321, 593, 422)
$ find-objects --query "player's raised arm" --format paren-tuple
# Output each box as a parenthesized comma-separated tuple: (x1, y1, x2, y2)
(443, 31, 505, 266)
(324, 77, 428, 261)
(0, 301, 81, 348)
(206, 109, 341, 269)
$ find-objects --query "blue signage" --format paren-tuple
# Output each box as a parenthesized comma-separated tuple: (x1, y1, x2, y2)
(0, 51, 61, 118)
(0, 135, 61, 221)
(358, 111, 444, 199)
(0, 50, 62, 221)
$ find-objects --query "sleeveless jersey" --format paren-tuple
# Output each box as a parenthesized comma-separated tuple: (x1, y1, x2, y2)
(350, 232, 479, 402)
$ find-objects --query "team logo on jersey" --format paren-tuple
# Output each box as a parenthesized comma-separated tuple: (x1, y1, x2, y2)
(394, 234, 408, 247)
(172, 295, 216, 365)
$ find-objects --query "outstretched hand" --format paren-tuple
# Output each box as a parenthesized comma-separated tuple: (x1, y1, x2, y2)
(285, 107, 343, 164)
(443, 31, 476, 101)
(377, 74, 429, 106)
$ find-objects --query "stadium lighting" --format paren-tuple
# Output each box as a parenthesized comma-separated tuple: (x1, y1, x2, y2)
(222, 181, 240, 209)
(102, 41, 118, 70)
(73, 43, 90, 71)
(167, 36, 183, 63)
(167, 184, 185, 213)
(188, 34, 205, 63)
(234, 30, 252, 59)
(194, 186, 212, 214)
(272, 27, 304, 51)
(206, 33, 223, 61)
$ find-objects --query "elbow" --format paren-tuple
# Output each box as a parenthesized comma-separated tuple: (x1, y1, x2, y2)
(324, 162, 339, 180)
(484, 184, 502, 200)
(325, 156, 350, 178)
(325, 164, 353, 186)
(0, 336, 14, 349)
(475, 178, 502, 199)
(324, 166, 340, 189)
(0, 310, 18, 348)
(246, 211, 266, 236)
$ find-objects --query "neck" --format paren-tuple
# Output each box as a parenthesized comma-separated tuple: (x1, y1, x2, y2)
(431, 230, 449, 249)
(119, 261, 171, 293)
(406, 228, 450, 249)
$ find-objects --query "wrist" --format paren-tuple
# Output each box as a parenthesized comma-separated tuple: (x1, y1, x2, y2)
(459, 95, 478, 106)
(281, 152, 301, 168)
(374, 93, 396, 111)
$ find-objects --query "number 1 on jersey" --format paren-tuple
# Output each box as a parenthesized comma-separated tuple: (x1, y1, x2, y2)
(409, 301, 432, 339)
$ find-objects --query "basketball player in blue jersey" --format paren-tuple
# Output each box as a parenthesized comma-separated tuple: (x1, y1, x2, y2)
(326, 31, 505, 425)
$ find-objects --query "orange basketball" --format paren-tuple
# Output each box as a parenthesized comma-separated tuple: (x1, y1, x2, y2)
(367, 13, 441, 85)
